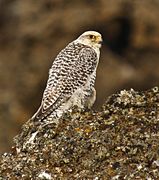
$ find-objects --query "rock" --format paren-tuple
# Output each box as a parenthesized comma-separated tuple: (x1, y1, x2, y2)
(0, 87, 159, 179)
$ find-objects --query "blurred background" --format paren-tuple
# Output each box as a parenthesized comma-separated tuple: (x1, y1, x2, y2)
(0, 0, 159, 153)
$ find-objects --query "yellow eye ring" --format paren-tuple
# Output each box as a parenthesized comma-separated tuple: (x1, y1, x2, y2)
(89, 35, 95, 39)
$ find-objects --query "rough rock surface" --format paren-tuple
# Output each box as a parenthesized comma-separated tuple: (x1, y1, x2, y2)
(0, 87, 159, 179)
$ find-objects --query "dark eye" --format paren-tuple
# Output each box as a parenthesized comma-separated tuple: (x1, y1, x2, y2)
(89, 35, 94, 39)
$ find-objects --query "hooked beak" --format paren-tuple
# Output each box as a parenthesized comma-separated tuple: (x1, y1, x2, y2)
(96, 36, 103, 46)
(98, 40, 103, 45)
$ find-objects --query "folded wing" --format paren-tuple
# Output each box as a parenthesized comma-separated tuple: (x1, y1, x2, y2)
(32, 47, 97, 121)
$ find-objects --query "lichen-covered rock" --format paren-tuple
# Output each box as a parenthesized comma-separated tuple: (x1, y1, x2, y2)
(0, 87, 159, 179)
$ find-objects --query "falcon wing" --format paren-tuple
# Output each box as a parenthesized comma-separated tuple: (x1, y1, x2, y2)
(32, 47, 98, 121)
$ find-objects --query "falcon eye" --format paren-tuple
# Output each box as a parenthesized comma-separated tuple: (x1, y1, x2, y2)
(89, 35, 95, 39)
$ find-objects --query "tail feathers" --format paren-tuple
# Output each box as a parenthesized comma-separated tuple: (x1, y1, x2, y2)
(31, 105, 54, 121)
(31, 96, 67, 121)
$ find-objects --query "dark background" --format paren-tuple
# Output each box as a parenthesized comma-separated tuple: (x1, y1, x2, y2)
(0, 0, 159, 152)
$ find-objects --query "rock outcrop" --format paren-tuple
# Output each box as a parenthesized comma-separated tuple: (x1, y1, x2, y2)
(0, 87, 159, 179)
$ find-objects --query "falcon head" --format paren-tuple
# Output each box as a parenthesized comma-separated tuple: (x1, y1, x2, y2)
(76, 31, 103, 49)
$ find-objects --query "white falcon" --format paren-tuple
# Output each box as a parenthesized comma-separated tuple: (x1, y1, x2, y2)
(32, 31, 102, 121)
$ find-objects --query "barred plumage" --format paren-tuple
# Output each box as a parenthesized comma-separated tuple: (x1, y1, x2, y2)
(32, 31, 102, 121)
